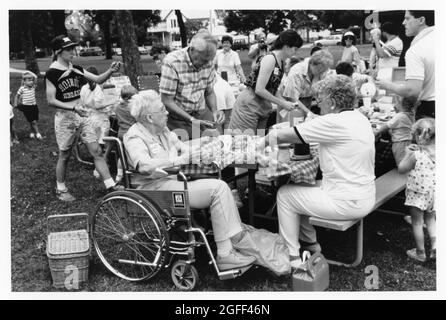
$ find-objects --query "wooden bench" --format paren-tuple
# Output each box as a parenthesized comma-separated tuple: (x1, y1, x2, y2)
(309, 169, 408, 267)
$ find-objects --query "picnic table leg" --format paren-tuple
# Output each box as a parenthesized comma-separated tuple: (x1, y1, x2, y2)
(326, 219, 363, 268)
(248, 168, 256, 226)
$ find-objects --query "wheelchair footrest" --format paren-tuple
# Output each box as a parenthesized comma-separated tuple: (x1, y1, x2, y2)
(218, 264, 253, 280)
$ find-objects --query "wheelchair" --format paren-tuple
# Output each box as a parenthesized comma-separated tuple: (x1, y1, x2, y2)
(91, 136, 253, 290)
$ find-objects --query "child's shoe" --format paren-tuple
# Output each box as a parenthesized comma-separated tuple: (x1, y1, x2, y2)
(406, 248, 426, 262)
(29, 133, 35, 139)
(429, 248, 436, 260)
(35, 133, 43, 140)
(56, 188, 76, 202)
(93, 169, 101, 179)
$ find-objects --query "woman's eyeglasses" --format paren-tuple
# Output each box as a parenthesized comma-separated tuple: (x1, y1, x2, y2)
(344, 36, 355, 40)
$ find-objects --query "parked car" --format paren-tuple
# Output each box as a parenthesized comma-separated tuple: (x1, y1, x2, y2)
(79, 47, 103, 56)
(314, 34, 343, 46)
(138, 46, 149, 55)
(112, 47, 122, 56)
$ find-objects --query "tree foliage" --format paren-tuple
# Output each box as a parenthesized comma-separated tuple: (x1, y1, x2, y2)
(223, 10, 290, 36)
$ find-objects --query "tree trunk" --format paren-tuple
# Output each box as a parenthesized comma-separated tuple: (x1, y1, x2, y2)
(115, 10, 143, 87)
(18, 11, 40, 76)
(175, 10, 188, 48)
(50, 10, 67, 36)
(98, 11, 113, 59)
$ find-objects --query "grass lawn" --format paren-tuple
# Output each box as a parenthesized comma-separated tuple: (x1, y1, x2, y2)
(9, 47, 436, 292)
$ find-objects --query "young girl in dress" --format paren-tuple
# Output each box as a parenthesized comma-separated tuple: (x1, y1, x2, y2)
(398, 117, 436, 262)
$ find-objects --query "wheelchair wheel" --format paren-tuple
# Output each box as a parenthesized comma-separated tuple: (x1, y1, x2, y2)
(171, 261, 199, 291)
(92, 190, 169, 281)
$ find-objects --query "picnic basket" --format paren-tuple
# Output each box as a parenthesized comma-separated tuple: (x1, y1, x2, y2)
(46, 213, 90, 289)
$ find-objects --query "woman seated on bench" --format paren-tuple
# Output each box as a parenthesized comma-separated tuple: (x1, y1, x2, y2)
(123, 90, 255, 271)
(262, 75, 376, 269)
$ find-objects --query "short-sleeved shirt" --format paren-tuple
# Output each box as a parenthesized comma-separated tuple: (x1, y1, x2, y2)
(159, 48, 216, 113)
(245, 53, 284, 96)
(377, 36, 403, 70)
(45, 63, 86, 103)
(215, 49, 242, 84)
(17, 86, 36, 105)
(405, 27, 435, 101)
(114, 100, 136, 139)
(283, 60, 335, 101)
(123, 123, 185, 188)
(387, 111, 414, 142)
(341, 46, 363, 72)
(295, 110, 376, 200)
(214, 75, 236, 111)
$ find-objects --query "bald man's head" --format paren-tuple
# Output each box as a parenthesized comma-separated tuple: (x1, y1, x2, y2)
(189, 31, 218, 69)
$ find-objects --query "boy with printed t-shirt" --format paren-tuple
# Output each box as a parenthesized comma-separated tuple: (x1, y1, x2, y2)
(45, 35, 122, 202)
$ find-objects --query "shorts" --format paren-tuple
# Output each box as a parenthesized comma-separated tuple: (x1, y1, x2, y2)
(89, 112, 110, 144)
(18, 104, 39, 122)
(54, 110, 99, 151)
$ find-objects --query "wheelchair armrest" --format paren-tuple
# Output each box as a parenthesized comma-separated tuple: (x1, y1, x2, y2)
(163, 166, 181, 175)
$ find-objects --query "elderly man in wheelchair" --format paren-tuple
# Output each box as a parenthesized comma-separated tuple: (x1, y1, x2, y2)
(92, 90, 255, 290)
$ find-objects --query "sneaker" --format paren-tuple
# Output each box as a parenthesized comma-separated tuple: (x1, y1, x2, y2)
(29, 133, 35, 139)
(406, 248, 426, 262)
(93, 169, 101, 179)
(430, 249, 436, 260)
(300, 241, 322, 254)
(231, 189, 243, 208)
(35, 133, 43, 140)
(115, 175, 123, 184)
(107, 184, 125, 192)
(56, 189, 76, 202)
(290, 257, 304, 271)
(216, 250, 256, 271)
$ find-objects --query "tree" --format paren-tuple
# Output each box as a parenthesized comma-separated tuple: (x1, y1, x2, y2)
(86, 10, 114, 59)
(185, 19, 204, 41)
(131, 10, 161, 45)
(175, 10, 187, 48)
(49, 10, 67, 36)
(289, 10, 328, 42)
(224, 10, 290, 40)
(14, 11, 40, 75)
(115, 10, 143, 87)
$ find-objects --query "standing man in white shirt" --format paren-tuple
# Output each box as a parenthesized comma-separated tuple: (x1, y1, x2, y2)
(373, 22, 403, 70)
(376, 10, 435, 120)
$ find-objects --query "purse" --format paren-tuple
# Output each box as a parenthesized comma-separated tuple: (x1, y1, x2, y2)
(292, 251, 330, 291)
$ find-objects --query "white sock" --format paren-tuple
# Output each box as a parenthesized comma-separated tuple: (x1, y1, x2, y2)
(117, 169, 123, 176)
(103, 178, 116, 189)
(56, 182, 66, 191)
(216, 239, 232, 257)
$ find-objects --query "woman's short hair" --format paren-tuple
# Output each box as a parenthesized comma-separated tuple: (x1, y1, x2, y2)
(129, 90, 162, 123)
(313, 74, 357, 110)
(341, 31, 357, 46)
(270, 29, 303, 51)
(221, 35, 233, 45)
(309, 50, 334, 70)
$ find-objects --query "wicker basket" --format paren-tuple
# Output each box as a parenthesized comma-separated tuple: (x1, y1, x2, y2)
(46, 213, 90, 289)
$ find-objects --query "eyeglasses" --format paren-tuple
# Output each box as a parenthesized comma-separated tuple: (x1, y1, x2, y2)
(315, 95, 331, 105)
(344, 36, 355, 40)
(149, 107, 168, 115)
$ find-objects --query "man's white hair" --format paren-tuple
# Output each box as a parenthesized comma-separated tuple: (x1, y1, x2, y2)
(190, 30, 218, 52)
(129, 90, 162, 123)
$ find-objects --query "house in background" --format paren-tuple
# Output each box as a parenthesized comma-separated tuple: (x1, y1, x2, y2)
(147, 10, 227, 48)
(147, 10, 188, 48)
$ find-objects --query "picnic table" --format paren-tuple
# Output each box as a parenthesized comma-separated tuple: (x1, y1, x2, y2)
(179, 135, 320, 225)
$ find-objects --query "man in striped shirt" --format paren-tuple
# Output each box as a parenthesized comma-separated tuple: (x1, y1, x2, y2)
(372, 22, 403, 70)
(159, 31, 224, 139)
